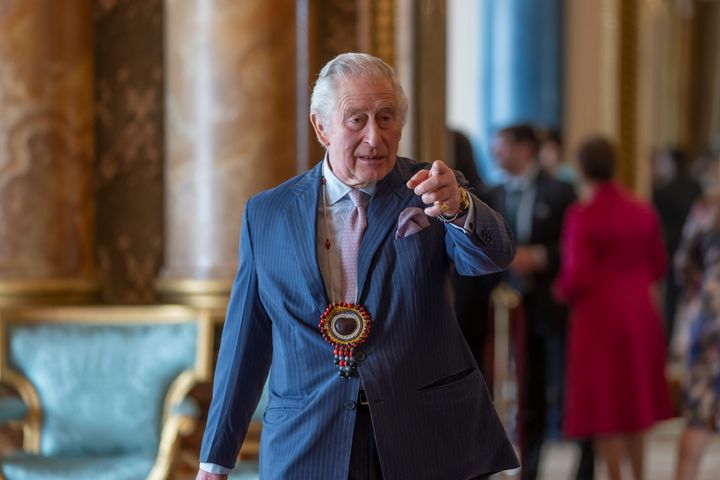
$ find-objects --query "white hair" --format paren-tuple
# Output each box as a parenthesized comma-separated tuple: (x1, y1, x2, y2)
(310, 52, 408, 126)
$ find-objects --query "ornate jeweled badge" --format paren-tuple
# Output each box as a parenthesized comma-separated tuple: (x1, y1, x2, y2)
(318, 303, 371, 378)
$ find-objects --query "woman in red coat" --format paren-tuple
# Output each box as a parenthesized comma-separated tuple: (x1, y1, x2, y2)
(553, 137, 672, 480)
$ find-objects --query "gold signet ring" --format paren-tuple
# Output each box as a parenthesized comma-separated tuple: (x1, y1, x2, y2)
(440, 202, 450, 213)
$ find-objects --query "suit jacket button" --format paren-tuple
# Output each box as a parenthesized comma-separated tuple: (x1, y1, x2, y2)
(345, 400, 357, 411)
(355, 351, 366, 361)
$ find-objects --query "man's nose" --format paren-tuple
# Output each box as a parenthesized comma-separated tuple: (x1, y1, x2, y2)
(364, 119, 381, 147)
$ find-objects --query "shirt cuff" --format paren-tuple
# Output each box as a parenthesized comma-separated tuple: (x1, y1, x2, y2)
(447, 197, 476, 234)
(200, 462, 232, 475)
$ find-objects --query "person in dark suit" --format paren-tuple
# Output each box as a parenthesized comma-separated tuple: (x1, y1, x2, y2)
(197, 53, 519, 480)
(448, 129, 500, 380)
(651, 148, 702, 340)
(489, 124, 578, 480)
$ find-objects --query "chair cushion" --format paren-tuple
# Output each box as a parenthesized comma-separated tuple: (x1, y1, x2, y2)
(1, 452, 155, 480)
(8, 322, 197, 455)
(0, 397, 27, 424)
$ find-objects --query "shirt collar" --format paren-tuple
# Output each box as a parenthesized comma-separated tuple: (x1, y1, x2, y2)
(506, 162, 540, 192)
(322, 157, 376, 205)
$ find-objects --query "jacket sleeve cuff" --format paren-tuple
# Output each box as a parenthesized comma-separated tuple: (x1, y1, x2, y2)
(446, 197, 476, 234)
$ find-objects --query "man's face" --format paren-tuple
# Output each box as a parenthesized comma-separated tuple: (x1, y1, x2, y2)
(539, 141, 561, 170)
(311, 76, 402, 187)
(492, 134, 527, 175)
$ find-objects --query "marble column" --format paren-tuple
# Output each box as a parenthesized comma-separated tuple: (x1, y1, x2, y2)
(479, 0, 563, 181)
(565, 0, 620, 180)
(0, 0, 97, 306)
(395, 0, 446, 163)
(158, 0, 296, 308)
(566, 0, 651, 192)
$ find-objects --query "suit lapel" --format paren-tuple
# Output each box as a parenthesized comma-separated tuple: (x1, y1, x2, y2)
(288, 162, 328, 306)
(357, 160, 415, 300)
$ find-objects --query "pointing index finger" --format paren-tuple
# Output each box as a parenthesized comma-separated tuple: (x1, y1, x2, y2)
(431, 160, 443, 175)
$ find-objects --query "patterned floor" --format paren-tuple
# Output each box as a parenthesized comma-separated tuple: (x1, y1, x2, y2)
(493, 418, 720, 480)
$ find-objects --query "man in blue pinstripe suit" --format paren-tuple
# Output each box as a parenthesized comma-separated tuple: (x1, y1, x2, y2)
(198, 53, 519, 480)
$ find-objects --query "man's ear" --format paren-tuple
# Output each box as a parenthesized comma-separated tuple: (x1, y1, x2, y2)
(310, 113, 330, 146)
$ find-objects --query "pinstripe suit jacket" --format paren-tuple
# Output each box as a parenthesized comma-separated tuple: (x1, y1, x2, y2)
(200, 157, 519, 479)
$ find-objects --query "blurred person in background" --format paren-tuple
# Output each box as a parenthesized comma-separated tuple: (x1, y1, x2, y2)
(448, 129, 501, 381)
(539, 128, 576, 185)
(652, 148, 702, 343)
(651, 147, 677, 188)
(490, 124, 578, 480)
(670, 150, 720, 362)
(553, 137, 672, 480)
(673, 150, 720, 480)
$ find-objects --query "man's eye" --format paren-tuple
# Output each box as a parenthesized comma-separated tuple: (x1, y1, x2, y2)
(378, 113, 396, 126)
(347, 116, 365, 128)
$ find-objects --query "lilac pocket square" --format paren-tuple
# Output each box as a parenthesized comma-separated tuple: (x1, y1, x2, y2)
(395, 207, 431, 239)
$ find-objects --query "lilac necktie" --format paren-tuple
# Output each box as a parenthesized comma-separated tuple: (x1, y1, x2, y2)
(341, 189, 367, 302)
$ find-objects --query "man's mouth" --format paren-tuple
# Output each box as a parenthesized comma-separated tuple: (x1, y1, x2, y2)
(358, 155, 384, 161)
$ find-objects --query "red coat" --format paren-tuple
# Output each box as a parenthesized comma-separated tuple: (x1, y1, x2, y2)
(553, 182, 672, 437)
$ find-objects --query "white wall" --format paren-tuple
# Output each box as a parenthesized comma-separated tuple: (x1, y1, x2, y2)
(446, 0, 482, 146)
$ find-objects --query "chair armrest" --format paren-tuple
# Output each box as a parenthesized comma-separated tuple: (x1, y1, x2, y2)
(172, 397, 200, 419)
(147, 397, 200, 480)
(0, 397, 27, 425)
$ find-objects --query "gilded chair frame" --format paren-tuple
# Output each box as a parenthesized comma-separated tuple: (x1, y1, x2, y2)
(0, 305, 215, 480)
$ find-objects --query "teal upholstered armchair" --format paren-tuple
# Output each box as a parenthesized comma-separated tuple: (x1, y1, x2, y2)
(0, 305, 214, 480)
